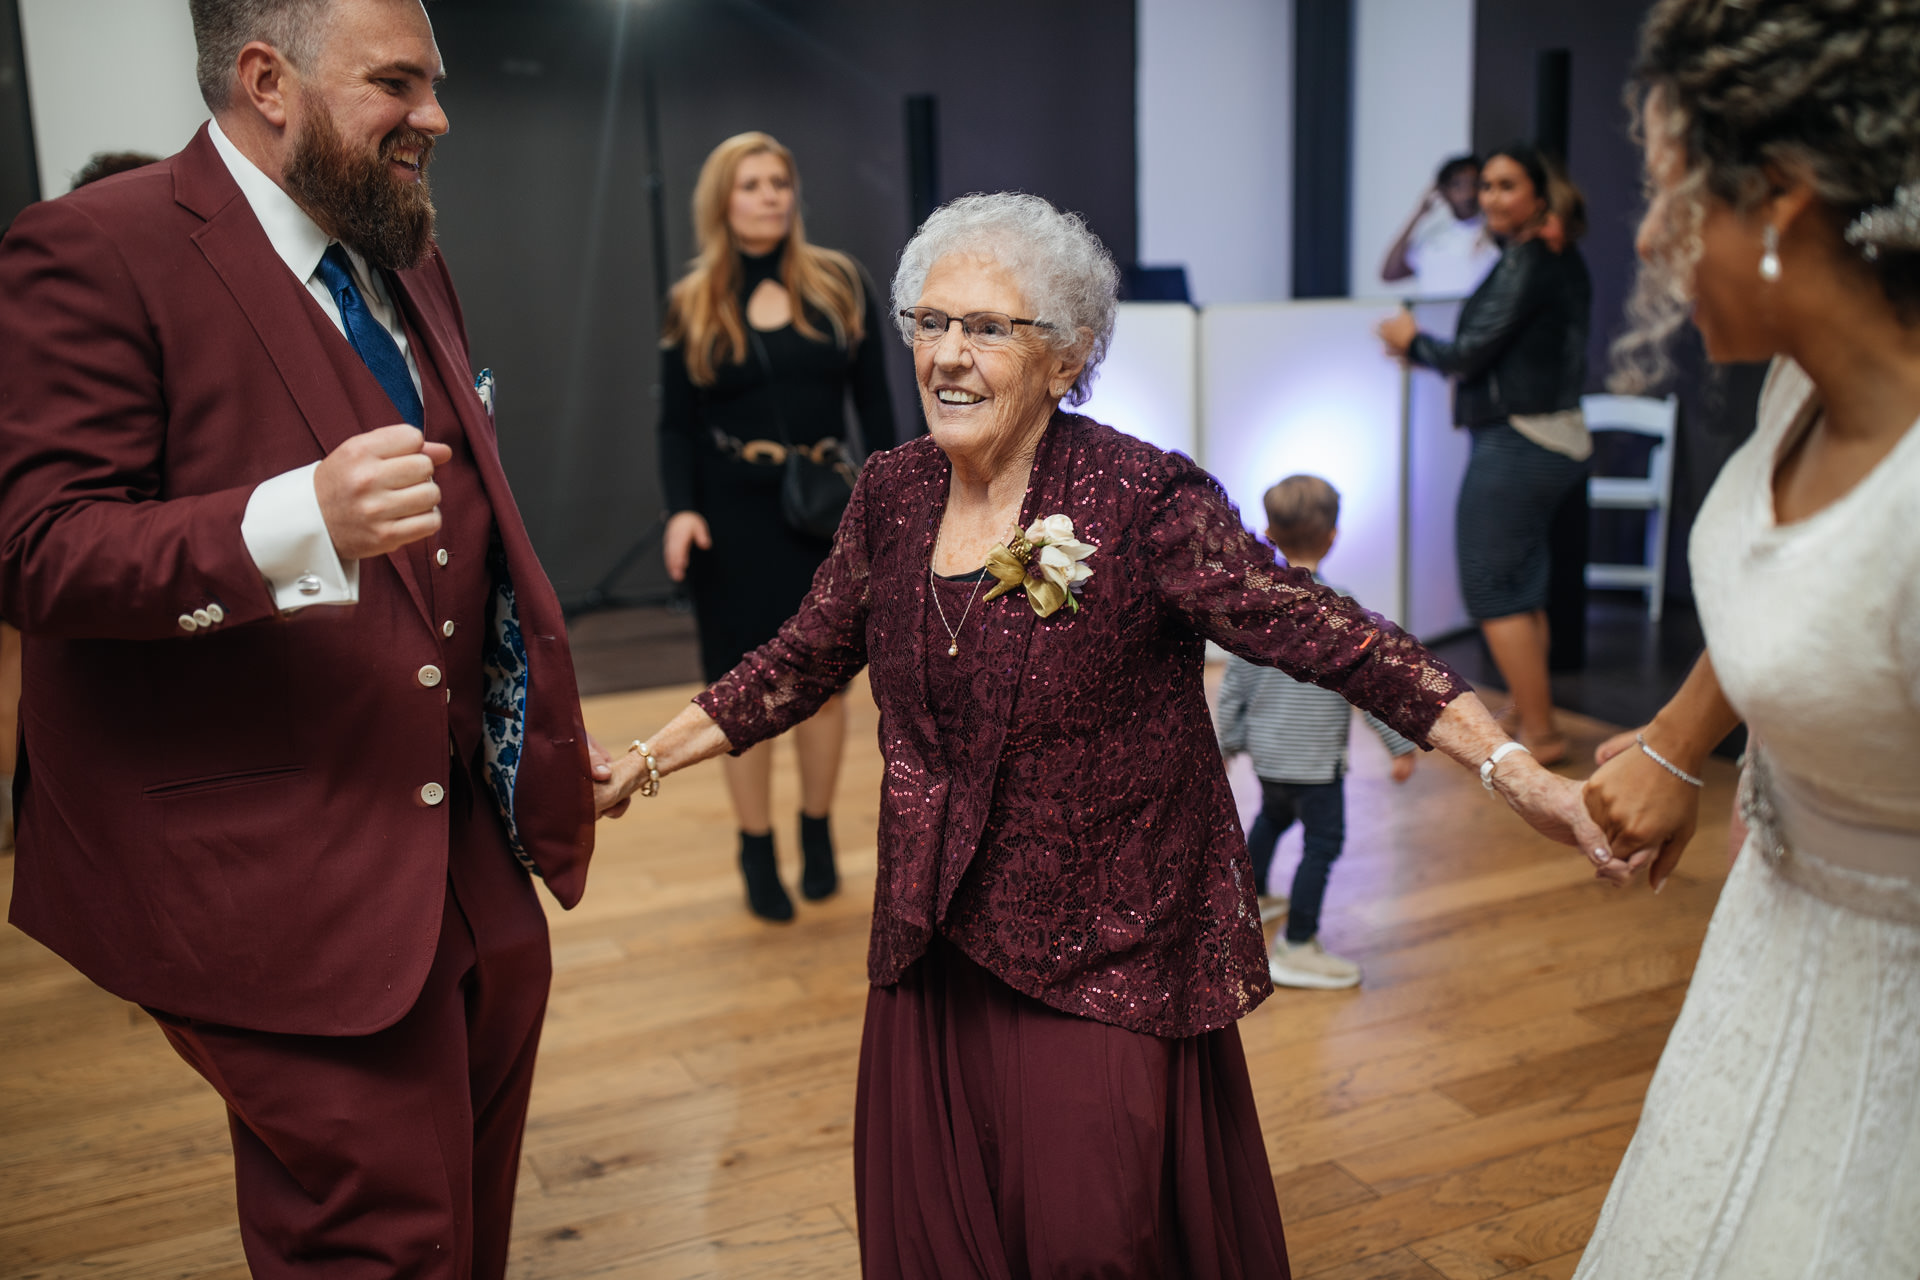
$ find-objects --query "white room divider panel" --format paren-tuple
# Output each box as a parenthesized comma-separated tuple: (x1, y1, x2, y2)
(1403, 298, 1474, 639)
(1196, 300, 1406, 625)
(18, 0, 204, 196)
(1074, 301, 1200, 460)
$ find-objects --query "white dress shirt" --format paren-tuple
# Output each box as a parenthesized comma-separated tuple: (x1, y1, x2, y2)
(209, 118, 425, 611)
(1404, 207, 1500, 299)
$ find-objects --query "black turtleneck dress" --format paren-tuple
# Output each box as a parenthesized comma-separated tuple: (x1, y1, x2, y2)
(658, 248, 897, 682)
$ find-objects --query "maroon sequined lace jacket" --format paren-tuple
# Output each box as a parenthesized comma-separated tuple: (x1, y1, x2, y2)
(696, 413, 1467, 1036)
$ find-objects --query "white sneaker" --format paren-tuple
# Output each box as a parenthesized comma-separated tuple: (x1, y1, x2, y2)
(1257, 893, 1290, 924)
(1269, 938, 1361, 990)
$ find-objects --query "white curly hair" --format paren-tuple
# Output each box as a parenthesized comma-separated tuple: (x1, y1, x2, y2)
(891, 192, 1120, 407)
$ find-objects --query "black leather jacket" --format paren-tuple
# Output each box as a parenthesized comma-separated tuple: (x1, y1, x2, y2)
(1408, 239, 1591, 427)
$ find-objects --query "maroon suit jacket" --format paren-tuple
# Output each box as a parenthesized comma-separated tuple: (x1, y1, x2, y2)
(0, 126, 595, 1036)
(698, 413, 1466, 1036)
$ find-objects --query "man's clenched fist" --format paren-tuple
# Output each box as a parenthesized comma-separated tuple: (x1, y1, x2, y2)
(314, 425, 454, 561)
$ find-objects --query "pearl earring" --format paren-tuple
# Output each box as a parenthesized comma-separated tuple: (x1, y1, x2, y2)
(1759, 224, 1781, 282)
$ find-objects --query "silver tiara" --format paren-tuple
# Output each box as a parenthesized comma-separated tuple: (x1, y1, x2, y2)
(1844, 181, 1920, 261)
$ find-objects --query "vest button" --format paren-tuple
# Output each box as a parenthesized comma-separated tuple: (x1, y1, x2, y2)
(418, 665, 442, 688)
(420, 782, 446, 806)
(435, 548, 449, 567)
(442, 620, 456, 638)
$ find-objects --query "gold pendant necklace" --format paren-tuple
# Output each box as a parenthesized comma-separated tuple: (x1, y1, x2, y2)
(929, 534, 987, 659)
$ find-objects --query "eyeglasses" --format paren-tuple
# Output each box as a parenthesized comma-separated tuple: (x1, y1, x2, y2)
(898, 307, 1053, 346)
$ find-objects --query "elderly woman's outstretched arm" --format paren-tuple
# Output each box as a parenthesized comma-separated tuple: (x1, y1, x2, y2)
(1144, 457, 1624, 878)
(599, 458, 881, 808)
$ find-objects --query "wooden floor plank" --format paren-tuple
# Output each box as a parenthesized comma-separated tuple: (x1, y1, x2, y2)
(1276, 1162, 1381, 1221)
(1336, 1071, 1653, 1195)
(1279, 1126, 1635, 1276)
(1299, 1246, 1451, 1280)
(0, 670, 1736, 1276)
(1407, 1183, 1612, 1279)
(1435, 1022, 1675, 1118)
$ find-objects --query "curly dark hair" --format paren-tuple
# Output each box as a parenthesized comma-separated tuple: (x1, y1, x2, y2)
(1612, 0, 1920, 390)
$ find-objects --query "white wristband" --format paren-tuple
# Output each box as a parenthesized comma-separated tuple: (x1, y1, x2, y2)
(1480, 741, 1531, 792)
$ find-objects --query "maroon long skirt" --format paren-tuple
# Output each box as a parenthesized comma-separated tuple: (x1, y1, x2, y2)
(854, 936, 1291, 1279)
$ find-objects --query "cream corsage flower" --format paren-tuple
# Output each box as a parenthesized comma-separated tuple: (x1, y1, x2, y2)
(982, 515, 1097, 617)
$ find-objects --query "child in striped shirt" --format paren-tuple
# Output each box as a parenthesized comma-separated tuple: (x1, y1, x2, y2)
(1216, 475, 1416, 990)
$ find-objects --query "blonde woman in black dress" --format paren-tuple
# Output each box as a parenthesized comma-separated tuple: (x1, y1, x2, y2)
(658, 132, 895, 920)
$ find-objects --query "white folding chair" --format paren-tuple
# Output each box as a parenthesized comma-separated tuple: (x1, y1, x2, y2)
(1582, 393, 1680, 622)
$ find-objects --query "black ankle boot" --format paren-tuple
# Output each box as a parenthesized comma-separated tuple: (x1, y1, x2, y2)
(739, 832, 793, 922)
(799, 813, 838, 901)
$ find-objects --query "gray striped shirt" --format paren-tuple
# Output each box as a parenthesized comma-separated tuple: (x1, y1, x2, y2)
(1213, 582, 1414, 783)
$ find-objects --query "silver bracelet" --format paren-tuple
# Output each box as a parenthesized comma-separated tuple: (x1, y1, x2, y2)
(628, 740, 661, 798)
(1635, 733, 1704, 788)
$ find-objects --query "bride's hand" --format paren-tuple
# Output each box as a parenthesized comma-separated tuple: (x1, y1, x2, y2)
(1583, 730, 1702, 893)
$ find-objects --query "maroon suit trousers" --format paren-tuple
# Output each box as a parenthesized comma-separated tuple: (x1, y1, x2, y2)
(152, 765, 550, 1279)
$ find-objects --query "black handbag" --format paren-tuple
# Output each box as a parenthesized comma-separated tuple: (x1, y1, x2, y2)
(750, 330, 860, 541)
(780, 436, 860, 541)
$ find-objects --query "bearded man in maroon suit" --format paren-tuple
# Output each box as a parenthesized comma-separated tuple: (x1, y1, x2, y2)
(0, 1, 627, 1274)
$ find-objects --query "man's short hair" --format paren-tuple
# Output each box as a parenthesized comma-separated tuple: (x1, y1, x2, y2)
(1435, 154, 1480, 187)
(188, 0, 332, 112)
(71, 152, 162, 191)
(1262, 474, 1341, 557)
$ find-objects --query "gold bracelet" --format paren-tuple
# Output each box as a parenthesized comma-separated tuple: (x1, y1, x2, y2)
(628, 740, 661, 797)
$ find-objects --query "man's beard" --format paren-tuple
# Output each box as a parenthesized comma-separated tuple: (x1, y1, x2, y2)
(283, 95, 437, 272)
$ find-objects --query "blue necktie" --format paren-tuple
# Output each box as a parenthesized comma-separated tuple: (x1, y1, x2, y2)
(314, 244, 424, 429)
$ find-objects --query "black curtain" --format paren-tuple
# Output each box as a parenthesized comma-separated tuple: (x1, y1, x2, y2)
(426, 0, 1138, 610)
(0, 0, 37, 234)
(1291, 0, 1352, 299)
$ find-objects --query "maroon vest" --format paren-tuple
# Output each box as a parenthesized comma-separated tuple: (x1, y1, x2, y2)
(401, 316, 496, 767)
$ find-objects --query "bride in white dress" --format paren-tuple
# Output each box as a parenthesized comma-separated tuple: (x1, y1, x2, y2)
(1575, 2, 1920, 1277)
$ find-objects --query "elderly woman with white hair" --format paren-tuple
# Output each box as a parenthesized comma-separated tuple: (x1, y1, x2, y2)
(605, 192, 1617, 1275)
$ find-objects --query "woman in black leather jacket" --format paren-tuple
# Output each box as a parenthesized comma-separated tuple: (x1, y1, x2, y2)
(1377, 143, 1591, 764)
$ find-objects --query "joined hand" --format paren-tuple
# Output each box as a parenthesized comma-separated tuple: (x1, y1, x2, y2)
(1583, 727, 1703, 892)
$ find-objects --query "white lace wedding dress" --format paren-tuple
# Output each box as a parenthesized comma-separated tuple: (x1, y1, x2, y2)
(1574, 359, 1920, 1280)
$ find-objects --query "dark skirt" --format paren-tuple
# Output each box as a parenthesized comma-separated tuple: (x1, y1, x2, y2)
(685, 447, 834, 683)
(855, 936, 1292, 1280)
(1454, 422, 1588, 621)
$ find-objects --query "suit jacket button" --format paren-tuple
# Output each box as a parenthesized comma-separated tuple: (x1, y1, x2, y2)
(192, 608, 212, 627)
(418, 665, 443, 688)
(296, 573, 323, 596)
(206, 603, 226, 623)
(435, 549, 449, 567)
(177, 614, 198, 632)
(420, 782, 446, 806)
(442, 620, 456, 637)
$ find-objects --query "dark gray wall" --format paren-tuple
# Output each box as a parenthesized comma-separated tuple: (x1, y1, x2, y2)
(1472, 0, 1643, 397)
(1472, 0, 1761, 604)
(0, 0, 37, 232)
(426, 0, 1138, 608)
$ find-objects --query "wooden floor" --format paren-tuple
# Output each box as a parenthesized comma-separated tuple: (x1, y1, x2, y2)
(0, 672, 1737, 1279)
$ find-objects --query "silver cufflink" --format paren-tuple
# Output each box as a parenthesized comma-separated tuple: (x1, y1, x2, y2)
(296, 573, 323, 596)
